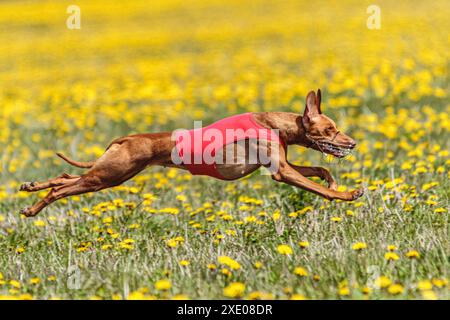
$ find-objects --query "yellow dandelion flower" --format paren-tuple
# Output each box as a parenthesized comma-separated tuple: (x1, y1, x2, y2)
(217, 256, 241, 270)
(223, 282, 245, 298)
(179, 260, 190, 266)
(101, 244, 112, 250)
(174, 236, 185, 243)
(405, 250, 420, 259)
(155, 279, 171, 291)
(33, 220, 46, 227)
(352, 242, 367, 251)
(207, 264, 217, 270)
(118, 239, 134, 250)
(421, 181, 439, 192)
(374, 276, 392, 288)
(244, 216, 257, 223)
(127, 291, 146, 300)
(247, 291, 264, 300)
(417, 280, 432, 291)
(384, 252, 400, 261)
(129, 187, 139, 194)
(387, 284, 404, 295)
(102, 216, 113, 224)
(431, 278, 447, 288)
(277, 244, 293, 255)
(288, 211, 298, 218)
(338, 287, 350, 296)
(221, 268, 232, 277)
(293, 267, 308, 277)
(272, 210, 281, 221)
(9, 280, 21, 288)
(16, 247, 25, 254)
(298, 241, 310, 248)
(166, 239, 179, 248)
(361, 286, 371, 295)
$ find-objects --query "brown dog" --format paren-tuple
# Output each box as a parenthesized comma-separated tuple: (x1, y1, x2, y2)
(20, 89, 363, 217)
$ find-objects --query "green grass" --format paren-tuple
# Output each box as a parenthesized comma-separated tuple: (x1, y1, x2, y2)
(0, 132, 448, 299)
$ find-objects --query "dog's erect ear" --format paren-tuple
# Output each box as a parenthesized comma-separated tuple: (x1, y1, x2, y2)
(303, 90, 319, 127)
(316, 89, 322, 114)
(304, 91, 318, 116)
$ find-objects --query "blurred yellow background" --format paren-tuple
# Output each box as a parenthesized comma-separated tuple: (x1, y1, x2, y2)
(0, 0, 448, 175)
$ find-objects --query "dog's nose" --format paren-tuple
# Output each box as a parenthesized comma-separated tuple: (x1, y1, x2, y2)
(348, 140, 357, 149)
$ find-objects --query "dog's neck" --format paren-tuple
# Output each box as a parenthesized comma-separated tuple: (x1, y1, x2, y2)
(253, 112, 311, 147)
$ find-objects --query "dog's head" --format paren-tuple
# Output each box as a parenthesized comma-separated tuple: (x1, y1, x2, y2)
(300, 89, 356, 158)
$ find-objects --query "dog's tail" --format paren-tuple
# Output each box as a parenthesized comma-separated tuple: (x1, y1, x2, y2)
(56, 153, 95, 169)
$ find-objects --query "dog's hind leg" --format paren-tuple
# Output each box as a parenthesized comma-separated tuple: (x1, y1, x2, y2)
(20, 161, 150, 218)
(20, 173, 81, 192)
(20, 175, 101, 217)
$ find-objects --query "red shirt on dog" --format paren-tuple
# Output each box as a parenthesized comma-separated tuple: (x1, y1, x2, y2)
(174, 113, 285, 180)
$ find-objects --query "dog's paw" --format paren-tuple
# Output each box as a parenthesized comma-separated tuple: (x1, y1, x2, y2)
(20, 182, 36, 192)
(20, 207, 35, 217)
(351, 187, 364, 200)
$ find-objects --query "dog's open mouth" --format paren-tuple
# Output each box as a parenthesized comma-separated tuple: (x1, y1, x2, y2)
(317, 141, 352, 158)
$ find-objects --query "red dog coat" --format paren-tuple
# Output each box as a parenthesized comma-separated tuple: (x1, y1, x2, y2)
(174, 113, 285, 180)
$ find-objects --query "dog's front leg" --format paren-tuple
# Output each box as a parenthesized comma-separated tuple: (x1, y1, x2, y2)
(288, 163, 337, 190)
(272, 162, 363, 201)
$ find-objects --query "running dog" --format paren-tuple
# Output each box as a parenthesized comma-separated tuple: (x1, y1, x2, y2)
(20, 89, 364, 217)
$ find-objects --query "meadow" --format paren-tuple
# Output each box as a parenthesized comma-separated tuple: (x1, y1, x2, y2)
(0, 0, 448, 299)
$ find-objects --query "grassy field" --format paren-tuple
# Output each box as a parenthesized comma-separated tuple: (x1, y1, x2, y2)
(0, 0, 449, 299)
